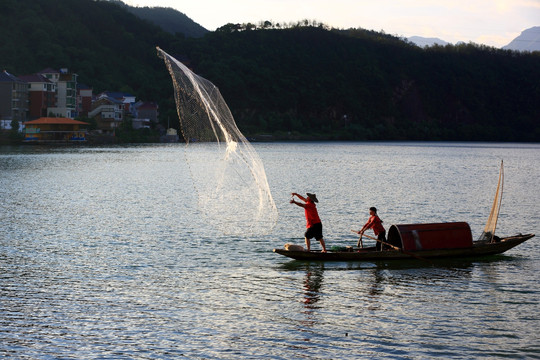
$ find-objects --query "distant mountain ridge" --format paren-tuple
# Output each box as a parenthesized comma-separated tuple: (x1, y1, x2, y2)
(407, 36, 449, 47)
(503, 26, 540, 52)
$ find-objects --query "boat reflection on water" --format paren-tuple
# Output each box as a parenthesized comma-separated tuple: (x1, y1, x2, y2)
(279, 252, 519, 272)
(281, 253, 519, 322)
(297, 264, 325, 333)
(302, 264, 324, 309)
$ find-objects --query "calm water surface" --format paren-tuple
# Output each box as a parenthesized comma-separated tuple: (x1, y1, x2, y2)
(1, 142, 539, 359)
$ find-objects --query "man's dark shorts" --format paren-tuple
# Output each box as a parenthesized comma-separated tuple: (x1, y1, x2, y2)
(305, 222, 323, 240)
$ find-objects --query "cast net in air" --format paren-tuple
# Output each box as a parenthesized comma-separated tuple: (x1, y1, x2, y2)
(157, 47, 278, 235)
(478, 160, 504, 242)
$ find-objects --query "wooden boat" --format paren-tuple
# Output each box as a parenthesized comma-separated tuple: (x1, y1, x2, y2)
(273, 233, 535, 261)
(274, 161, 535, 261)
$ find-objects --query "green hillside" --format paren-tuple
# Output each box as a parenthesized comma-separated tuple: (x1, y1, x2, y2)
(0, 0, 175, 99)
(126, 5, 208, 38)
(1, 0, 539, 141)
(177, 24, 540, 141)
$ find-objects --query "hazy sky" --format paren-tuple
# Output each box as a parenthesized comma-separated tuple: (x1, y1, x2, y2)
(123, 0, 539, 47)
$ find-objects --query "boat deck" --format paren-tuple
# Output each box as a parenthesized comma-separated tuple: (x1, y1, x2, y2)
(273, 234, 535, 261)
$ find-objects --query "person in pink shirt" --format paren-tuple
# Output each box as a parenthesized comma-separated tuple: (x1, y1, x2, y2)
(290, 192, 327, 253)
(357, 207, 386, 251)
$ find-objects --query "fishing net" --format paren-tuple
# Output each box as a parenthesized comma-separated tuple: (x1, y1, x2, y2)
(478, 160, 504, 242)
(157, 47, 278, 235)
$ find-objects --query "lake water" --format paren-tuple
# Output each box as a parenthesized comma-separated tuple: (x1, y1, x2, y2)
(0, 142, 539, 359)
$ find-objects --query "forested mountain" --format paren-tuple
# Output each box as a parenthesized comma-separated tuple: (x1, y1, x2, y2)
(126, 5, 208, 38)
(0, 0, 176, 100)
(179, 24, 540, 141)
(1, 0, 539, 141)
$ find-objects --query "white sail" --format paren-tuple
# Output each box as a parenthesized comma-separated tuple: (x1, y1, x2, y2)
(478, 160, 504, 242)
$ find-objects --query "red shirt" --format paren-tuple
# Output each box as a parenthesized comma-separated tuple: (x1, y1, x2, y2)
(304, 200, 321, 228)
(364, 215, 385, 236)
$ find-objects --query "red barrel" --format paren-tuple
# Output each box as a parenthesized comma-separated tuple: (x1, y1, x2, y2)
(387, 222, 473, 251)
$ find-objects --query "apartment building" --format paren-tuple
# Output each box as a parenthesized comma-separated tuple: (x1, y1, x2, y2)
(18, 73, 57, 119)
(0, 70, 28, 130)
(38, 68, 78, 118)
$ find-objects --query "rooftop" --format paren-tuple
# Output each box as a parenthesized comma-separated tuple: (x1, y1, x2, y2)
(18, 74, 52, 83)
(0, 70, 24, 83)
(100, 91, 136, 100)
(24, 117, 89, 125)
(38, 68, 59, 75)
(136, 101, 158, 109)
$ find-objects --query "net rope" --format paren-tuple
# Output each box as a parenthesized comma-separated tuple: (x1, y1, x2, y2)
(157, 47, 278, 235)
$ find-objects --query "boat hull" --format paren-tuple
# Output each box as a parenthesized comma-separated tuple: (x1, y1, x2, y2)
(273, 234, 535, 261)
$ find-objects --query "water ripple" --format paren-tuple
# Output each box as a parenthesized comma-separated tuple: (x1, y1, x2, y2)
(1, 143, 539, 359)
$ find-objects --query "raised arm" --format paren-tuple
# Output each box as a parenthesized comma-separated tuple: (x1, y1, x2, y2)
(290, 193, 307, 207)
(291, 192, 308, 202)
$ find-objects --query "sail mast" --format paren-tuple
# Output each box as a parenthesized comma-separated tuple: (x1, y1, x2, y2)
(479, 160, 504, 242)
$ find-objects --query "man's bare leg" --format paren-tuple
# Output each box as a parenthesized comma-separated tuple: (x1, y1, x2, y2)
(305, 237, 311, 251)
(319, 238, 327, 253)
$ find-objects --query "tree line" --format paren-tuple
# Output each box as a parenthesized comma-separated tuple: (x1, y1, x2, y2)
(172, 25, 540, 141)
(1, 0, 539, 141)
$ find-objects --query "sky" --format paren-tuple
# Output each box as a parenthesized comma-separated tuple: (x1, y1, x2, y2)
(122, 0, 540, 48)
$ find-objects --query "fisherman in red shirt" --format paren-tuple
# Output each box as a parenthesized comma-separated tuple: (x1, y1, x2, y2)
(290, 192, 327, 253)
(357, 207, 386, 251)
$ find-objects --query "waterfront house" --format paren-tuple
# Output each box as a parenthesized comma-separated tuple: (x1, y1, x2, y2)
(38, 68, 78, 118)
(24, 117, 88, 143)
(88, 96, 124, 135)
(133, 101, 159, 123)
(131, 101, 158, 130)
(0, 70, 28, 130)
(97, 91, 136, 114)
(77, 84, 93, 117)
(18, 74, 57, 120)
